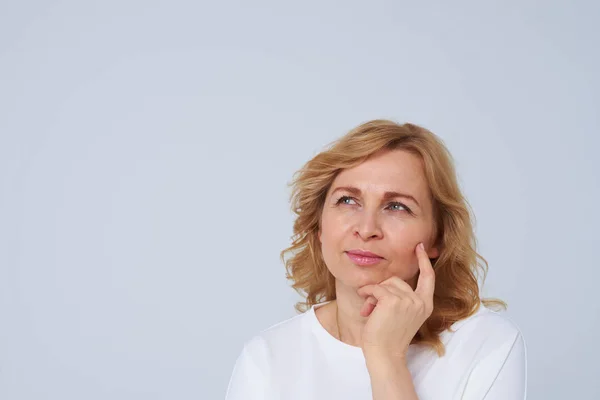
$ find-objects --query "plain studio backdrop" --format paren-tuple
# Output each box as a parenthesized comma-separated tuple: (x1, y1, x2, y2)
(1, 1, 598, 399)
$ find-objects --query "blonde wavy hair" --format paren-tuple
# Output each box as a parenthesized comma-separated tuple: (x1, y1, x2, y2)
(279, 119, 506, 356)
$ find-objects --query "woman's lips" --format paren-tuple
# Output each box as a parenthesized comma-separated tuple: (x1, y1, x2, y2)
(345, 251, 384, 266)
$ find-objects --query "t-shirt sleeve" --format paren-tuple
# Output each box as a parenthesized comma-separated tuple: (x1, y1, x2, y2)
(462, 330, 527, 400)
(482, 332, 527, 399)
(225, 341, 270, 400)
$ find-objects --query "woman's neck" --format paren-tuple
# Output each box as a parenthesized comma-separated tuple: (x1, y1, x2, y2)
(334, 284, 370, 347)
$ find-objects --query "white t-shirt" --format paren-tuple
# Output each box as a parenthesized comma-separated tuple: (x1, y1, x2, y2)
(225, 301, 527, 399)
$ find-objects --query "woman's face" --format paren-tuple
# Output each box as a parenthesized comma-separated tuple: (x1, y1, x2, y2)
(318, 149, 439, 290)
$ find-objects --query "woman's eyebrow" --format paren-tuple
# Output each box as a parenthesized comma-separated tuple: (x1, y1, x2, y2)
(330, 186, 420, 207)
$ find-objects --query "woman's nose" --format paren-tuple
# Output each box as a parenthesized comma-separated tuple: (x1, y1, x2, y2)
(353, 211, 383, 240)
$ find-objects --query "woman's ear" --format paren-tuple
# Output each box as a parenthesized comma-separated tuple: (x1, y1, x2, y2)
(427, 245, 439, 259)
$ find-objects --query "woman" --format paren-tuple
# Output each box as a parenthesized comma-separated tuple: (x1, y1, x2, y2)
(225, 120, 527, 399)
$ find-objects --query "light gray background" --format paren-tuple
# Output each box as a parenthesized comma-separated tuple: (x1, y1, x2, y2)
(1, 1, 598, 399)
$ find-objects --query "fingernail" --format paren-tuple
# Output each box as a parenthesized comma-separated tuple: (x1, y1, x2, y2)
(419, 242, 425, 251)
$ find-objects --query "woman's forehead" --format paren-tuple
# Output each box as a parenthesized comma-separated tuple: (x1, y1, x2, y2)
(331, 150, 428, 196)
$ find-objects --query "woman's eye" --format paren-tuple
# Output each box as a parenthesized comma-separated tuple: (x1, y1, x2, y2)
(336, 196, 356, 205)
(388, 202, 408, 212)
(335, 196, 411, 214)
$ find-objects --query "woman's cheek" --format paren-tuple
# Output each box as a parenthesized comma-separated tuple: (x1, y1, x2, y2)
(388, 239, 422, 275)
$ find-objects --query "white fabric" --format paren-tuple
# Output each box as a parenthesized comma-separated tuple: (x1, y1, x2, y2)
(225, 301, 527, 399)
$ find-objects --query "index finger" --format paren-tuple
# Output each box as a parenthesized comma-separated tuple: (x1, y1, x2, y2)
(415, 242, 436, 300)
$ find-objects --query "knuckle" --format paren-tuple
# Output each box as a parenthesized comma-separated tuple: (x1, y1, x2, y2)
(388, 295, 403, 307)
(384, 276, 403, 289)
(390, 276, 404, 285)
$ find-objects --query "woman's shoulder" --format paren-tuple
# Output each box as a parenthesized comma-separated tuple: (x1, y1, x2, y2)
(240, 307, 313, 354)
(450, 303, 521, 333)
(441, 302, 525, 350)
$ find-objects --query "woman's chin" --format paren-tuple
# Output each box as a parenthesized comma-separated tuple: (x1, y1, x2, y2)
(346, 272, 384, 287)
(344, 269, 416, 288)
